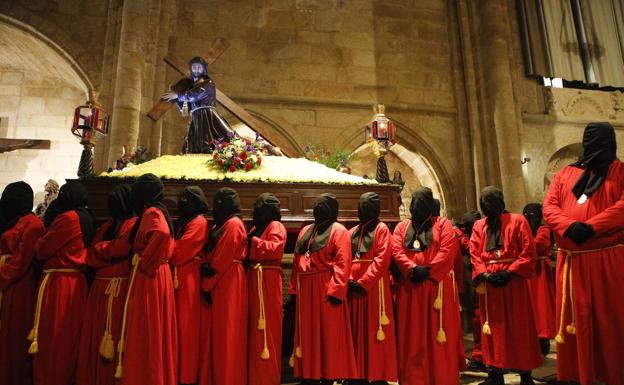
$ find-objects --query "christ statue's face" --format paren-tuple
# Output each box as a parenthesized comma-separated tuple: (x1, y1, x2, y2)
(191, 62, 205, 76)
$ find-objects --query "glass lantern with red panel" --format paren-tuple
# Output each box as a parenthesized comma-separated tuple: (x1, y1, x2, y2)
(71, 100, 109, 146)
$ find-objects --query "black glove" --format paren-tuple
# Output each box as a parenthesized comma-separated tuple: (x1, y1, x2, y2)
(410, 265, 431, 283)
(487, 270, 514, 287)
(348, 280, 366, 294)
(327, 295, 342, 305)
(284, 294, 296, 310)
(201, 290, 212, 305)
(473, 273, 488, 285)
(564, 222, 595, 245)
(200, 262, 216, 278)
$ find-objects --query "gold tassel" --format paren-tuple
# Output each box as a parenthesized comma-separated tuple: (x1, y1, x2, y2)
(433, 296, 443, 310)
(289, 355, 295, 368)
(114, 254, 140, 380)
(555, 333, 565, 344)
(482, 322, 492, 335)
(555, 253, 571, 345)
(114, 363, 123, 379)
(437, 328, 447, 343)
(173, 267, 179, 290)
(27, 328, 36, 342)
(566, 324, 576, 335)
(376, 326, 386, 341)
(295, 346, 302, 358)
(99, 333, 115, 361)
(475, 283, 486, 295)
(257, 318, 266, 330)
(28, 340, 38, 354)
(261, 347, 270, 360)
(380, 313, 390, 326)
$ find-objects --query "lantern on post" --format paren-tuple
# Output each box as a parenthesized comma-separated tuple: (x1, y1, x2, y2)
(71, 95, 109, 178)
(367, 104, 395, 183)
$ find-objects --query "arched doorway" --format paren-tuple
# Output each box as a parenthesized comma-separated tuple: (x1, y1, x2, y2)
(544, 143, 582, 193)
(0, 16, 90, 202)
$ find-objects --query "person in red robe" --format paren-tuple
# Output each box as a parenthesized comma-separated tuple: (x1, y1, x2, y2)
(33, 181, 96, 385)
(172, 186, 209, 385)
(77, 184, 137, 385)
(0, 182, 44, 385)
(522, 203, 555, 356)
(543, 122, 624, 385)
(247, 193, 286, 385)
(347, 192, 397, 385)
(392, 187, 463, 385)
(457, 210, 487, 373)
(289, 193, 357, 384)
(116, 174, 177, 385)
(199, 187, 248, 385)
(470, 187, 542, 385)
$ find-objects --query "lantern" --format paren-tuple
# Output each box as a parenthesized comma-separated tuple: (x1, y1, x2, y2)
(71, 97, 109, 178)
(367, 104, 396, 183)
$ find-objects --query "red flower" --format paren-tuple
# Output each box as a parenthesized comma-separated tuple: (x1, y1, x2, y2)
(257, 156, 262, 166)
(217, 159, 223, 166)
(245, 139, 252, 145)
(221, 142, 228, 148)
(213, 152, 219, 159)
(234, 157, 241, 165)
(312, 154, 318, 159)
(245, 161, 252, 171)
(229, 165, 236, 172)
(239, 151, 248, 160)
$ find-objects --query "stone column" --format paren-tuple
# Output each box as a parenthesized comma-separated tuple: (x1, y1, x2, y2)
(106, 0, 150, 165)
(472, 0, 528, 211)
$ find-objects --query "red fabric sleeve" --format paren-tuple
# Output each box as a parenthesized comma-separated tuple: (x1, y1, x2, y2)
(470, 221, 487, 279)
(172, 216, 208, 266)
(0, 218, 43, 289)
(508, 216, 537, 278)
(202, 218, 246, 293)
(289, 226, 308, 296)
(455, 228, 470, 254)
(35, 211, 82, 260)
(585, 189, 624, 237)
(139, 210, 173, 277)
(391, 221, 416, 277)
(250, 222, 286, 263)
(534, 226, 552, 256)
(428, 218, 455, 282)
(356, 223, 391, 292)
(326, 226, 352, 301)
(90, 218, 137, 265)
(543, 170, 577, 238)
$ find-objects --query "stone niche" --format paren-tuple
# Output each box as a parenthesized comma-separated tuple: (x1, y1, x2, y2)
(0, 19, 89, 204)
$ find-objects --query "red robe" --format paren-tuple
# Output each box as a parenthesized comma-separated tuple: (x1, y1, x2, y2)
(470, 213, 542, 371)
(527, 225, 556, 339)
(77, 217, 136, 385)
(289, 223, 357, 380)
(0, 214, 43, 385)
(33, 211, 89, 385)
(120, 207, 177, 385)
(247, 221, 286, 385)
(199, 216, 248, 385)
(348, 222, 398, 382)
(392, 217, 463, 385)
(172, 215, 208, 384)
(543, 161, 624, 385)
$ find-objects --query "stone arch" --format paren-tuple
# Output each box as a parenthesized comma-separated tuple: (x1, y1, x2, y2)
(346, 118, 456, 218)
(544, 142, 582, 192)
(0, 13, 94, 95)
(0, 16, 90, 202)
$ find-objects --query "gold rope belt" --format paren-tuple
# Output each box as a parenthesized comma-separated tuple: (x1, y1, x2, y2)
(349, 259, 391, 342)
(94, 277, 126, 361)
(173, 256, 202, 290)
(28, 268, 82, 354)
(556, 244, 624, 344)
(486, 258, 515, 265)
(432, 270, 455, 344)
(253, 264, 281, 360)
(115, 254, 141, 379)
(0, 255, 10, 330)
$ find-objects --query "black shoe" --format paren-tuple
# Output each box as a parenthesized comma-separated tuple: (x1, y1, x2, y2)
(479, 370, 504, 385)
(540, 338, 551, 356)
(520, 372, 535, 385)
(467, 359, 487, 372)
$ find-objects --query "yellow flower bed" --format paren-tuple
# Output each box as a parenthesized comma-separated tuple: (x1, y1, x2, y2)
(100, 154, 378, 185)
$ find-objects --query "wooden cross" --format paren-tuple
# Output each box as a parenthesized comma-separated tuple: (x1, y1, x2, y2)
(0, 139, 50, 153)
(146, 38, 299, 157)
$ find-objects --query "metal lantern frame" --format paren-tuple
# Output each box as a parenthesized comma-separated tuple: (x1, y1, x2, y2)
(71, 99, 109, 178)
(367, 104, 396, 183)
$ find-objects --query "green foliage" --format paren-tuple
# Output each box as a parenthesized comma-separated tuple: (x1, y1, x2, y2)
(303, 144, 357, 169)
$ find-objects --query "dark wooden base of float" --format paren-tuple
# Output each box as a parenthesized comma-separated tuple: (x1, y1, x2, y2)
(76, 177, 402, 252)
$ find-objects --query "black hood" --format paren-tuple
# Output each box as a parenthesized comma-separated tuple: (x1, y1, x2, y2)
(522, 203, 542, 236)
(0, 181, 34, 237)
(212, 187, 241, 227)
(571, 122, 617, 198)
(251, 192, 281, 236)
(104, 183, 135, 241)
(479, 186, 505, 251)
(58, 181, 96, 247)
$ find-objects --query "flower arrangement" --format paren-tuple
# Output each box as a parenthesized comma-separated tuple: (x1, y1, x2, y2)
(303, 144, 356, 170)
(206, 132, 266, 173)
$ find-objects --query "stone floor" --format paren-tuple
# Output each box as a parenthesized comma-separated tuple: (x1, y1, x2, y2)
(281, 335, 558, 385)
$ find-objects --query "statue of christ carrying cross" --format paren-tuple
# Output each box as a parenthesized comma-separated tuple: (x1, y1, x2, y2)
(161, 57, 232, 154)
